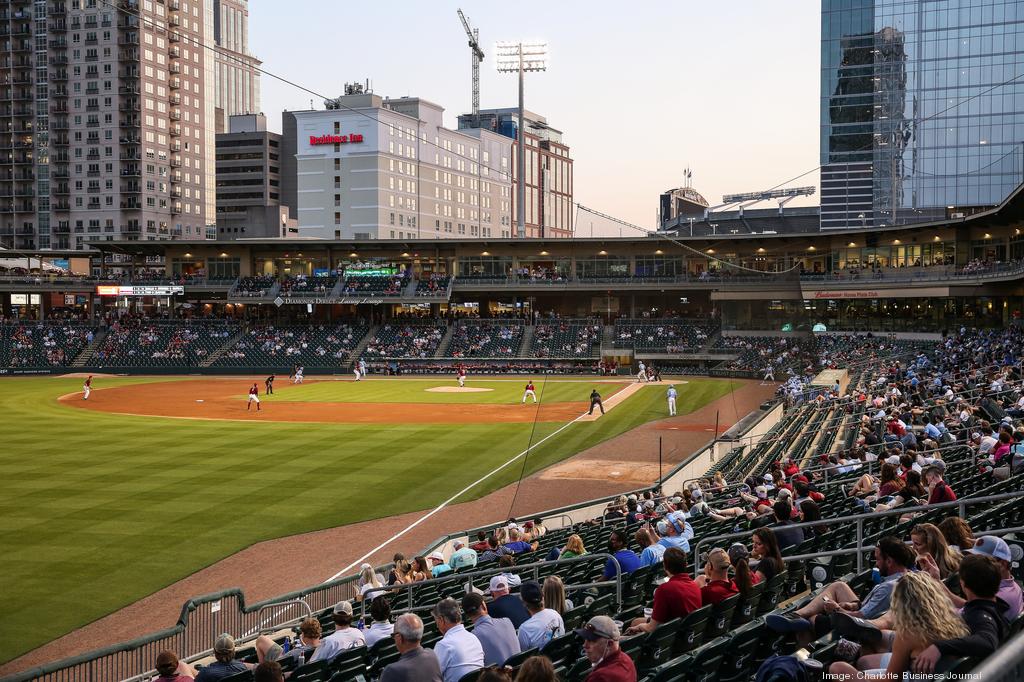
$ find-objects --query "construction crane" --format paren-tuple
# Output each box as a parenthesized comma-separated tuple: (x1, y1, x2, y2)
(457, 9, 484, 122)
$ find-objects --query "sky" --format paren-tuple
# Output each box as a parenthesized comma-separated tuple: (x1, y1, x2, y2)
(249, 0, 822, 235)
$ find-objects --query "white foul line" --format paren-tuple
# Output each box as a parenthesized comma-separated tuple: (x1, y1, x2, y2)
(324, 407, 593, 582)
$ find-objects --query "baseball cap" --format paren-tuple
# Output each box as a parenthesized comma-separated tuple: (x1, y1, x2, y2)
(488, 575, 509, 593)
(970, 536, 1012, 562)
(708, 548, 732, 571)
(728, 542, 750, 564)
(213, 633, 235, 654)
(333, 600, 354, 616)
(643, 499, 656, 509)
(453, 540, 465, 549)
(755, 485, 768, 499)
(885, 455, 901, 465)
(763, 473, 773, 482)
(428, 551, 445, 563)
(575, 615, 621, 642)
(656, 520, 671, 536)
(691, 488, 703, 500)
(520, 580, 543, 605)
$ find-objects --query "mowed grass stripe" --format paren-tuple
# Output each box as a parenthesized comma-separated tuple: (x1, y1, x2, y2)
(0, 376, 738, 665)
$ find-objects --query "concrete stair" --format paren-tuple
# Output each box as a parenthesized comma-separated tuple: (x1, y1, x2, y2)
(200, 329, 246, 368)
(346, 324, 378, 368)
(433, 322, 456, 358)
(518, 324, 536, 358)
(600, 325, 615, 354)
(70, 329, 107, 367)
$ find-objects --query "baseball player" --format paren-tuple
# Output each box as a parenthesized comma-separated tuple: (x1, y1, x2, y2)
(457, 364, 467, 388)
(353, 361, 362, 382)
(247, 383, 261, 411)
(762, 364, 775, 383)
(265, 374, 275, 395)
(358, 358, 367, 380)
(667, 384, 678, 416)
(294, 365, 304, 384)
(588, 388, 605, 415)
(522, 380, 538, 404)
(636, 360, 648, 383)
(82, 375, 93, 400)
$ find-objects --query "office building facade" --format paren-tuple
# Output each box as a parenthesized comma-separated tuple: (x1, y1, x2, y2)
(215, 113, 294, 240)
(212, 0, 259, 132)
(0, 0, 216, 251)
(287, 92, 512, 241)
(820, 0, 1024, 229)
(458, 108, 573, 238)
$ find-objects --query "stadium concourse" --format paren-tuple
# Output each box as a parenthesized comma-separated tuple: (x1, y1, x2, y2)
(3, 326, 1024, 681)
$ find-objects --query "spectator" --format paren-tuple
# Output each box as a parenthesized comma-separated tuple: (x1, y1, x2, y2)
(449, 540, 478, 571)
(432, 598, 484, 682)
(497, 555, 523, 587)
(910, 523, 961, 579)
(799, 499, 826, 537)
(770, 500, 805, 551)
(517, 580, 565, 651)
(559, 534, 587, 560)
(502, 529, 538, 554)
(478, 666, 513, 682)
(938, 517, 975, 553)
(767, 536, 913, 642)
(253, 662, 284, 682)
(380, 613, 443, 682)
(912, 554, 1010, 674)
(635, 527, 665, 568)
(543, 576, 572, 615)
(357, 564, 385, 601)
(728, 543, 758, 597)
(920, 535, 1023, 620)
(428, 551, 453, 578)
(924, 464, 956, 504)
(576, 616, 637, 682)
(388, 559, 412, 586)
(154, 650, 197, 682)
(626, 547, 701, 635)
(194, 634, 249, 682)
(827, 572, 967, 680)
(364, 596, 395, 648)
(602, 529, 641, 579)
(480, 536, 510, 563)
(696, 547, 739, 605)
(309, 601, 365, 662)
(461, 592, 520, 667)
(410, 556, 432, 582)
(514, 655, 560, 682)
(255, 617, 320, 664)
(751, 528, 785, 582)
(487, 575, 531, 628)
(655, 512, 694, 552)
(469, 530, 490, 552)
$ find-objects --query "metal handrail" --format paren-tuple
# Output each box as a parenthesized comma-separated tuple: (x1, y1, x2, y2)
(357, 552, 624, 620)
(254, 599, 314, 636)
(969, 625, 1024, 682)
(691, 489, 1024, 573)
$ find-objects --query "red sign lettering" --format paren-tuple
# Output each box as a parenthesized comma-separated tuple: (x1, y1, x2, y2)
(309, 133, 364, 146)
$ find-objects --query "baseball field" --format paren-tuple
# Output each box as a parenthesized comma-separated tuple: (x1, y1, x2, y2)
(0, 374, 742, 665)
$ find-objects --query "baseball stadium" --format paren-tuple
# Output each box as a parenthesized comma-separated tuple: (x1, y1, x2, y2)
(2, 184, 1024, 682)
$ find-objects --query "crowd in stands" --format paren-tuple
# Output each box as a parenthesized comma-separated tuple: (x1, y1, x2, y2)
(366, 360, 606, 376)
(233, 276, 277, 297)
(448, 322, 524, 358)
(416, 274, 451, 296)
(280, 275, 338, 296)
(362, 322, 446, 359)
(614, 319, 711, 352)
(532, 321, 601, 359)
(3, 322, 94, 367)
(219, 324, 367, 367)
(342, 274, 409, 296)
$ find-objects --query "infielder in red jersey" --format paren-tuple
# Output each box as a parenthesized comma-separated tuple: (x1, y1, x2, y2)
(247, 383, 261, 411)
(82, 375, 93, 400)
(457, 364, 467, 388)
(522, 380, 538, 404)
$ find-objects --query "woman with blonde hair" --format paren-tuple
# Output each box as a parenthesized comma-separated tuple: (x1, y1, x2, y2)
(542, 575, 573, 615)
(356, 564, 384, 601)
(910, 523, 961, 579)
(828, 571, 968, 680)
(559, 534, 587, 559)
(387, 559, 412, 586)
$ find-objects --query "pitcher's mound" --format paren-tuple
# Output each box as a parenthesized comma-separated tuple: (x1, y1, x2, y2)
(426, 386, 494, 393)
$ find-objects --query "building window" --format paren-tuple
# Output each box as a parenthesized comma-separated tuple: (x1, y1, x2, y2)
(334, 212, 341, 225)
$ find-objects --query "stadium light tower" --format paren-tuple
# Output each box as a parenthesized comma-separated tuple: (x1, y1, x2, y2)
(495, 40, 547, 238)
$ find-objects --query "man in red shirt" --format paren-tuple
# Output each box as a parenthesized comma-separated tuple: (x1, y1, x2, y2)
(697, 548, 740, 605)
(625, 547, 701, 635)
(924, 464, 956, 504)
(575, 615, 637, 682)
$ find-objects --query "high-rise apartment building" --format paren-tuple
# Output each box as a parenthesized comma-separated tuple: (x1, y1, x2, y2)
(215, 113, 294, 240)
(0, 0, 216, 251)
(286, 91, 513, 241)
(820, 0, 1024, 229)
(458, 108, 574, 238)
(212, 0, 259, 132)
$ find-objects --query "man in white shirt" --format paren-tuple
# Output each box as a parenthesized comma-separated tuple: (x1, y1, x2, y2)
(309, 601, 365, 663)
(363, 595, 395, 649)
(516, 581, 565, 651)
(431, 598, 483, 682)
(666, 385, 678, 416)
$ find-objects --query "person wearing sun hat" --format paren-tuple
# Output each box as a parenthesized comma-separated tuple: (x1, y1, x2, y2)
(576, 615, 637, 681)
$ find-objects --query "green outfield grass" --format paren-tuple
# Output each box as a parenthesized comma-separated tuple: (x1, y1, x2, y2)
(267, 377, 622, 404)
(0, 375, 740, 665)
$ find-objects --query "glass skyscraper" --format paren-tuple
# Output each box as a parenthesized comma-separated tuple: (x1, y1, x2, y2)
(820, 0, 1024, 229)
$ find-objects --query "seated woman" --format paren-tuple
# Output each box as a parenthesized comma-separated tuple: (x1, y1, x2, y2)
(910, 523, 961, 580)
(827, 571, 968, 680)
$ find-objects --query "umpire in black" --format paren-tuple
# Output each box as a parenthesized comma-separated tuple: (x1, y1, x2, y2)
(589, 388, 605, 415)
